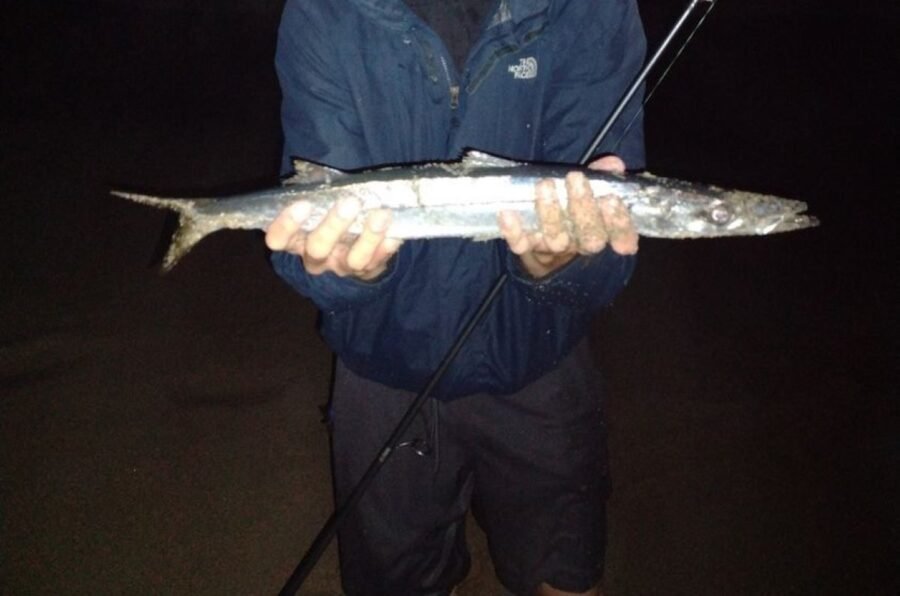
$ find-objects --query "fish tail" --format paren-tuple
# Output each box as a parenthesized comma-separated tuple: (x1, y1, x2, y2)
(111, 191, 215, 272)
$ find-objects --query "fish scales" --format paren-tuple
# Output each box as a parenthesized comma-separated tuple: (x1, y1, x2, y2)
(111, 151, 818, 271)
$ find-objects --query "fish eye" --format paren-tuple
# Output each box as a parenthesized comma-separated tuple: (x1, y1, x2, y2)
(708, 204, 732, 225)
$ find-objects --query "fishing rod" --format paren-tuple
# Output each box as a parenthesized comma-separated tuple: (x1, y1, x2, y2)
(277, 1, 716, 593)
(581, 0, 717, 163)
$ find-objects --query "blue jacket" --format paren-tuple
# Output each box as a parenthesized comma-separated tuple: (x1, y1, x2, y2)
(273, 0, 646, 399)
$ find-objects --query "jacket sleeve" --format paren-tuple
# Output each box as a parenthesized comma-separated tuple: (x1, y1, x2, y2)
(271, 247, 407, 314)
(271, 0, 396, 310)
(505, 246, 636, 312)
(540, 0, 647, 168)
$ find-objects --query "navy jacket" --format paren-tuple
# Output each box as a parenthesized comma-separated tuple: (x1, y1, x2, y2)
(273, 0, 646, 399)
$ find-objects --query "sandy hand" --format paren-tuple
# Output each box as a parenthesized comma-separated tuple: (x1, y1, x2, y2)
(498, 155, 638, 279)
(266, 198, 402, 281)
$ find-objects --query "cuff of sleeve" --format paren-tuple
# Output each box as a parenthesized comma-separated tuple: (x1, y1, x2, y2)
(505, 246, 635, 309)
(270, 248, 403, 312)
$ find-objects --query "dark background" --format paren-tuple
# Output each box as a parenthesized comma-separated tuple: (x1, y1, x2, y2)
(1, 1, 896, 594)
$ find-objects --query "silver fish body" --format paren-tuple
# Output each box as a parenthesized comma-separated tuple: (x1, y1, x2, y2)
(112, 151, 818, 271)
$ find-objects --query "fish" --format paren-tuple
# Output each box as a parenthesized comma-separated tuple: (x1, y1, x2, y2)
(112, 150, 818, 271)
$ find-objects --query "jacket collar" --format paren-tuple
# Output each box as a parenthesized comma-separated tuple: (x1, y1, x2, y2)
(352, 0, 550, 31)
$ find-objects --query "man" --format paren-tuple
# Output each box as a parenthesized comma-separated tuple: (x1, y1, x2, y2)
(266, 1, 646, 594)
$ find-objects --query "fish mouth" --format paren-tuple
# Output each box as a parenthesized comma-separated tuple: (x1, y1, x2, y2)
(777, 213, 820, 232)
(733, 191, 814, 234)
(761, 200, 819, 234)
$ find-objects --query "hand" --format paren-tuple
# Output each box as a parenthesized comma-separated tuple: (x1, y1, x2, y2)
(498, 155, 639, 279)
(265, 198, 402, 281)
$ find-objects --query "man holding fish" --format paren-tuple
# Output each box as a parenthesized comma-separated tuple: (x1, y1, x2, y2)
(266, 1, 646, 594)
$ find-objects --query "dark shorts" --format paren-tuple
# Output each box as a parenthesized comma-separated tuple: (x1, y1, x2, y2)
(330, 341, 610, 596)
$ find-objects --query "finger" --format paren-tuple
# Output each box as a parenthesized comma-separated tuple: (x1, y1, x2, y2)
(588, 154, 626, 174)
(265, 201, 312, 251)
(566, 171, 608, 254)
(286, 232, 306, 257)
(357, 237, 403, 281)
(323, 243, 352, 277)
(346, 209, 392, 272)
(373, 237, 403, 265)
(599, 195, 639, 255)
(535, 179, 570, 253)
(498, 210, 532, 256)
(306, 197, 360, 261)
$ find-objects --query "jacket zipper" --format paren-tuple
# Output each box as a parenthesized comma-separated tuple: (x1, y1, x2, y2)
(439, 55, 460, 110)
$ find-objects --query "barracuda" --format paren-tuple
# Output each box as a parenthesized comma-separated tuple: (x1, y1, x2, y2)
(112, 151, 818, 271)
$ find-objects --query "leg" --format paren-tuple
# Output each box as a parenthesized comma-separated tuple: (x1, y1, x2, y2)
(446, 341, 611, 596)
(330, 359, 472, 595)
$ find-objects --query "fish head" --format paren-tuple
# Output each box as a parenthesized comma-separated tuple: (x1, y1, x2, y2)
(663, 188, 819, 238)
(701, 191, 819, 236)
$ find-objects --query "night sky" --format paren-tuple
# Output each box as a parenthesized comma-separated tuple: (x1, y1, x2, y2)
(1, 1, 896, 594)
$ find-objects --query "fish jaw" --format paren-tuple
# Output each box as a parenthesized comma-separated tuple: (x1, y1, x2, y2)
(707, 191, 819, 237)
(744, 195, 819, 235)
(619, 181, 819, 239)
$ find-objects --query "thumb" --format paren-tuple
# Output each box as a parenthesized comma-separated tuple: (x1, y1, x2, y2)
(587, 155, 626, 175)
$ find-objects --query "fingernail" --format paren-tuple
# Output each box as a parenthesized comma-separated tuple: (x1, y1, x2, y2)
(369, 211, 390, 233)
(336, 198, 359, 219)
(289, 202, 312, 222)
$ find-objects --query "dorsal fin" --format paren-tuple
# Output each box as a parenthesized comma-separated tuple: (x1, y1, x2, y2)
(283, 158, 346, 186)
(459, 150, 521, 170)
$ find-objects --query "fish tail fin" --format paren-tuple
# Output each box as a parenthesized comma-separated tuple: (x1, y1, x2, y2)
(111, 191, 215, 272)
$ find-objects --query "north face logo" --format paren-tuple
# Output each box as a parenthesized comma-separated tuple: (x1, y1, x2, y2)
(508, 57, 538, 80)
